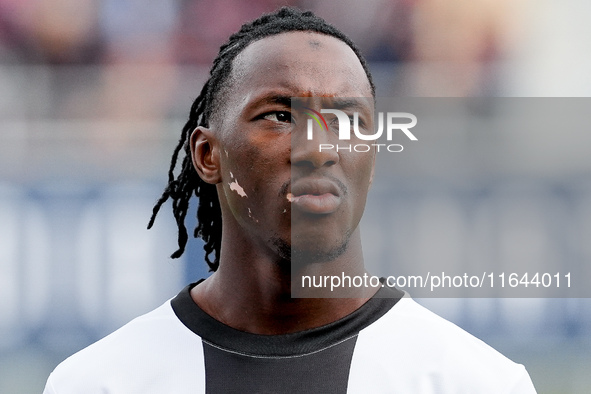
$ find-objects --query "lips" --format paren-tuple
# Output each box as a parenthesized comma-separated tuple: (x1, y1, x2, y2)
(288, 178, 343, 214)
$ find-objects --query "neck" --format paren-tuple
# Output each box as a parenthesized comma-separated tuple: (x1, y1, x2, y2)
(190, 229, 376, 335)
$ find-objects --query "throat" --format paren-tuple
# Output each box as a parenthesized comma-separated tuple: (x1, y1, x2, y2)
(190, 270, 373, 335)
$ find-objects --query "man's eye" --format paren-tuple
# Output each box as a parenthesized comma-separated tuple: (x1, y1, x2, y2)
(263, 111, 292, 123)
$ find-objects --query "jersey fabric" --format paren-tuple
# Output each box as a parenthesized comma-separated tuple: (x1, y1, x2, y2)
(44, 282, 537, 393)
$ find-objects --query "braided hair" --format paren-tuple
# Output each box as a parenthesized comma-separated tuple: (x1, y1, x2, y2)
(148, 7, 375, 272)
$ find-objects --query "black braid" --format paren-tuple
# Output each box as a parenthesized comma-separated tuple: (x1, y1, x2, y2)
(148, 6, 375, 271)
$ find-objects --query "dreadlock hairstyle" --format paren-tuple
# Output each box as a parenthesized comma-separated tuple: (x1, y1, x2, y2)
(148, 7, 375, 272)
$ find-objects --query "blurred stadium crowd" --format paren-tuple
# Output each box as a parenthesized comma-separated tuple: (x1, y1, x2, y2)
(0, 0, 517, 92)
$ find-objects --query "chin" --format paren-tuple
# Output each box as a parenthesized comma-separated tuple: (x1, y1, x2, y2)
(290, 240, 349, 266)
(271, 230, 351, 266)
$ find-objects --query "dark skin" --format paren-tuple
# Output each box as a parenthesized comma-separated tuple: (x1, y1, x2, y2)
(189, 32, 377, 335)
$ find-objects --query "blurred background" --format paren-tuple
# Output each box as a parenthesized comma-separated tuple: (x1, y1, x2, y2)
(0, 0, 590, 392)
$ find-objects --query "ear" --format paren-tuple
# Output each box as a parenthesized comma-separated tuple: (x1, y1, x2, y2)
(190, 126, 221, 184)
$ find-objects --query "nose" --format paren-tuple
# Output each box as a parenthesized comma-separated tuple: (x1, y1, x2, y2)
(291, 118, 340, 169)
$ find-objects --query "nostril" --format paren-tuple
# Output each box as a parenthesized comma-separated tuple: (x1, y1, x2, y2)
(291, 139, 340, 169)
(293, 160, 317, 169)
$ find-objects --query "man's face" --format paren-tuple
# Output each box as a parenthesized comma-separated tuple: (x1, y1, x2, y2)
(202, 31, 374, 263)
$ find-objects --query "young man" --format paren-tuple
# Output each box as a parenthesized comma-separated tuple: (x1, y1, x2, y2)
(44, 8, 537, 393)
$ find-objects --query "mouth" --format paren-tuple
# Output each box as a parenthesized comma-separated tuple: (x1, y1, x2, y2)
(287, 178, 343, 214)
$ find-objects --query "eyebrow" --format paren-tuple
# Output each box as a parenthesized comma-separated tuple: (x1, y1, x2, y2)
(246, 93, 371, 113)
(248, 94, 292, 110)
(329, 98, 370, 111)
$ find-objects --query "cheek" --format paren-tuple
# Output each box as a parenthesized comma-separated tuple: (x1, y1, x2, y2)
(219, 130, 290, 214)
(349, 152, 374, 179)
(220, 146, 272, 221)
(222, 156, 253, 202)
(347, 153, 375, 209)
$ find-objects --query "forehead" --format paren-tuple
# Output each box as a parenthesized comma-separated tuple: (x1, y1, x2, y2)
(228, 31, 372, 99)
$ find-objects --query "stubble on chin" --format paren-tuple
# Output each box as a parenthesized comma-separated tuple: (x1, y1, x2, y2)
(271, 231, 351, 268)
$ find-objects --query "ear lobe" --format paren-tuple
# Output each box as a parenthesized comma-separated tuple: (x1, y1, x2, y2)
(190, 126, 221, 184)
